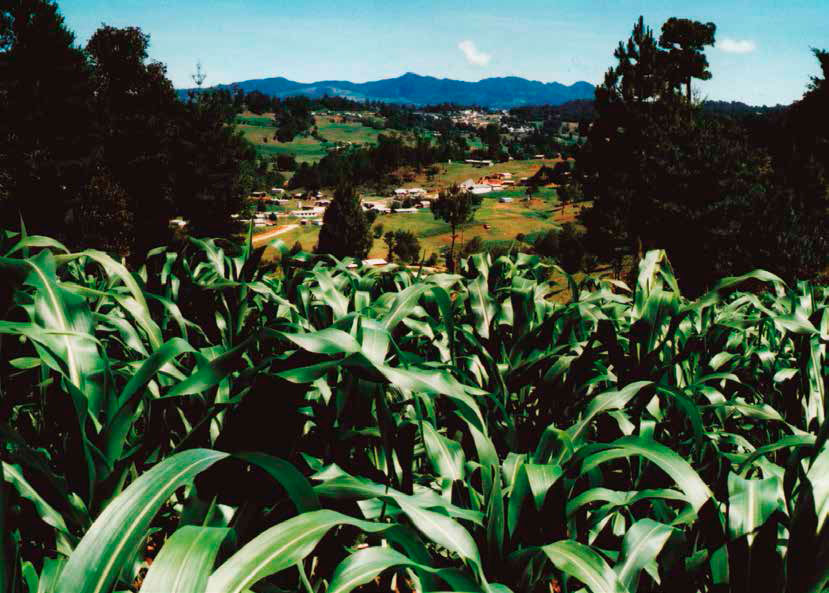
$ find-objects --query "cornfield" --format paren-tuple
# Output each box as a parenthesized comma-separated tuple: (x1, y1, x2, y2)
(1, 224, 828, 593)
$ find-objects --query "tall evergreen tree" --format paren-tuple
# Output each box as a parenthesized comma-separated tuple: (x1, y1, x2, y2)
(85, 25, 181, 254)
(0, 0, 95, 237)
(580, 17, 828, 293)
(658, 18, 716, 103)
(176, 89, 256, 237)
(317, 185, 373, 259)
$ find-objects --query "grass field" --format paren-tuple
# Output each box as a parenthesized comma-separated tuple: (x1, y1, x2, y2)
(262, 189, 572, 261)
(238, 114, 386, 163)
(239, 113, 486, 164)
(407, 158, 561, 192)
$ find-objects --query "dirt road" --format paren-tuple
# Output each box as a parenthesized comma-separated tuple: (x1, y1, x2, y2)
(251, 224, 299, 246)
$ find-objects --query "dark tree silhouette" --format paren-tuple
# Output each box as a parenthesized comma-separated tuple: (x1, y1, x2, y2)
(0, 0, 96, 239)
(659, 18, 716, 103)
(317, 185, 373, 259)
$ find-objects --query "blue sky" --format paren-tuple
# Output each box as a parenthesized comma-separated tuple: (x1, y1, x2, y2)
(59, 0, 826, 105)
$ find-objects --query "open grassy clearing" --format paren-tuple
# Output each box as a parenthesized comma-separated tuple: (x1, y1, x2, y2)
(262, 190, 567, 261)
(239, 113, 485, 163)
(403, 158, 563, 193)
(239, 114, 386, 162)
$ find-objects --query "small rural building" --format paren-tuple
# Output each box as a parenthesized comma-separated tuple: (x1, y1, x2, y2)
(498, 197, 513, 203)
(271, 188, 285, 195)
(347, 258, 388, 269)
(290, 207, 325, 218)
(464, 159, 494, 167)
(469, 185, 493, 194)
(251, 191, 268, 200)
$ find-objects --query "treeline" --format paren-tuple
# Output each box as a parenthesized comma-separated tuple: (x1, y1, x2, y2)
(289, 133, 469, 190)
(507, 99, 597, 124)
(578, 16, 829, 293)
(242, 89, 487, 140)
(0, 1, 274, 256)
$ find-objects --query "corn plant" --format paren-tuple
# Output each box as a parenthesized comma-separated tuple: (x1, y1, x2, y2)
(0, 224, 827, 593)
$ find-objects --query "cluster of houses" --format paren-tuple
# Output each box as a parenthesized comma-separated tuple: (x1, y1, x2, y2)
(459, 171, 514, 194)
(393, 187, 427, 198)
(242, 185, 437, 228)
(450, 109, 503, 129)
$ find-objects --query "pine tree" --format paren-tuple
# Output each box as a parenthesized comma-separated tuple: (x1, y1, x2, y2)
(0, 0, 96, 238)
(317, 185, 373, 259)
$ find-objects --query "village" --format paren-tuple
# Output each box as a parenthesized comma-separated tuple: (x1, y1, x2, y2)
(240, 169, 536, 232)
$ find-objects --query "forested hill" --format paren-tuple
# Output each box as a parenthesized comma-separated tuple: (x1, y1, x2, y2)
(187, 72, 596, 108)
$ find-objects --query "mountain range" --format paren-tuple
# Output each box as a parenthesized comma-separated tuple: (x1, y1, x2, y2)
(199, 72, 595, 108)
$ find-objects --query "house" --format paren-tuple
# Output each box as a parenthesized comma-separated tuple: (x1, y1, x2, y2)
(394, 188, 427, 196)
(498, 197, 513, 203)
(270, 188, 285, 195)
(251, 191, 268, 200)
(290, 207, 325, 218)
(391, 207, 418, 213)
(346, 258, 388, 269)
(469, 184, 493, 195)
(363, 202, 390, 213)
(464, 159, 494, 167)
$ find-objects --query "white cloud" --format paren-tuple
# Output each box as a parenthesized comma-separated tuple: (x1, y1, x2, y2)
(718, 38, 757, 54)
(458, 40, 492, 66)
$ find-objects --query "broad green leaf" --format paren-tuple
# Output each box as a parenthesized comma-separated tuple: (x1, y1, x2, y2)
(543, 540, 629, 593)
(727, 473, 781, 545)
(237, 453, 320, 513)
(581, 437, 712, 513)
(614, 519, 673, 593)
(140, 526, 229, 593)
(397, 500, 484, 581)
(57, 449, 228, 593)
(327, 546, 473, 593)
(2, 462, 68, 534)
(567, 382, 653, 447)
(206, 510, 398, 593)
(422, 422, 465, 481)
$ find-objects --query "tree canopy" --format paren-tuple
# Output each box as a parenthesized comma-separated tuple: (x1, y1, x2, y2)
(578, 16, 828, 293)
(317, 184, 373, 259)
(432, 185, 482, 272)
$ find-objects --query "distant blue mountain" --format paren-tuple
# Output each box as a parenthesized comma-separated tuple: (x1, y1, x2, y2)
(193, 72, 595, 108)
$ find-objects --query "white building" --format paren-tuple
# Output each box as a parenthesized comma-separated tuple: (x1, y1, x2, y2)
(290, 207, 325, 218)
